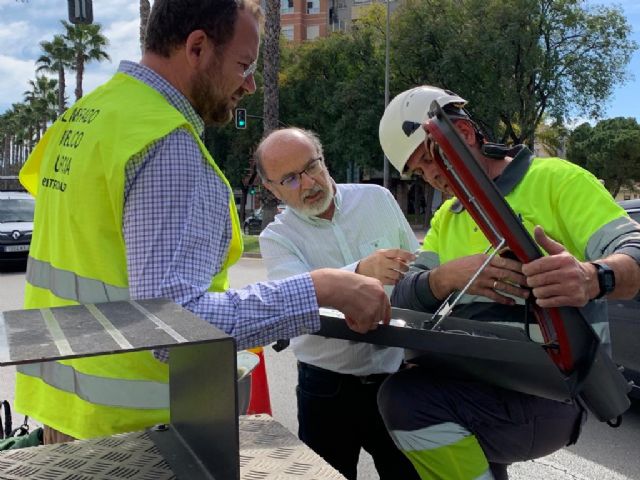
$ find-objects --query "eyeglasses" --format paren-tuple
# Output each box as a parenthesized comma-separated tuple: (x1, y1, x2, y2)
(203, 30, 257, 80)
(266, 157, 324, 190)
(242, 61, 257, 79)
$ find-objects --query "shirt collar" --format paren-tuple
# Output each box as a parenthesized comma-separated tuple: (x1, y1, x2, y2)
(118, 60, 205, 138)
(450, 145, 534, 213)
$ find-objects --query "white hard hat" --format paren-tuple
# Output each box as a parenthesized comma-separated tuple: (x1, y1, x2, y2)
(379, 86, 467, 174)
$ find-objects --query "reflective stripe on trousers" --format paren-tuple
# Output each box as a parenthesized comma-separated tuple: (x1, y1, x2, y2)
(390, 422, 494, 480)
(17, 362, 169, 410)
(27, 257, 130, 304)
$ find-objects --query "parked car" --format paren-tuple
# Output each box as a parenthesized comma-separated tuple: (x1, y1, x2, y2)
(610, 199, 640, 398)
(0, 191, 35, 262)
(243, 205, 287, 235)
(244, 208, 263, 235)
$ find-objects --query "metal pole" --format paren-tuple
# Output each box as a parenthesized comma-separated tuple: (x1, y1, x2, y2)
(383, 0, 391, 189)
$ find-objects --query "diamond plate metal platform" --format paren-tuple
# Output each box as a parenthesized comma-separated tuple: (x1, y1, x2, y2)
(0, 299, 240, 478)
(0, 415, 345, 480)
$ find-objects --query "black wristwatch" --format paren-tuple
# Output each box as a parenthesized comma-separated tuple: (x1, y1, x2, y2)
(590, 262, 615, 300)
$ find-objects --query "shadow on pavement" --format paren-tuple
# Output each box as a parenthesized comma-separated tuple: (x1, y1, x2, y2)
(565, 399, 640, 479)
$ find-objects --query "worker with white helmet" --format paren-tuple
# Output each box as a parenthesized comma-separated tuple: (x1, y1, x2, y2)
(377, 86, 640, 479)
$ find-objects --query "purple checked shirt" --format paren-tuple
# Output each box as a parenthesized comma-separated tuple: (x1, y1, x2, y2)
(118, 61, 320, 358)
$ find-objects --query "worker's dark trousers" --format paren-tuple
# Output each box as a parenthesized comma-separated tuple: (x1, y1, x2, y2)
(296, 362, 420, 480)
(378, 367, 586, 480)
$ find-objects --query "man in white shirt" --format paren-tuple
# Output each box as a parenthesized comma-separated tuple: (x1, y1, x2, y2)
(257, 127, 420, 480)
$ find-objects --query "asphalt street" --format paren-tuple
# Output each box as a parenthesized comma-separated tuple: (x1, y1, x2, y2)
(1, 257, 639, 479)
(231, 258, 640, 480)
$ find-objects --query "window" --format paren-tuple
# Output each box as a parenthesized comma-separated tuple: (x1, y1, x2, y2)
(281, 25, 294, 41)
(306, 24, 320, 40)
(280, 0, 294, 14)
(306, 0, 320, 14)
(0, 198, 35, 223)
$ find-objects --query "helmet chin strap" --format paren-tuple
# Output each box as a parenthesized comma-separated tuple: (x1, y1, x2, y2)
(481, 143, 511, 159)
(481, 143, 523, 160)
(402, 120, 521, 161)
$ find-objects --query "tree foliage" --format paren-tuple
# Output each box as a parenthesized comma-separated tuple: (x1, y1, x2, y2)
(391, 0, 636, 146)
(566, 117, 640, 196)
(36, 35, 72, 116)
(62, 20, 110, 100)
(3, 1, 637, 192)
(280, 5, 387, 181)
(1, 21, 110, 173)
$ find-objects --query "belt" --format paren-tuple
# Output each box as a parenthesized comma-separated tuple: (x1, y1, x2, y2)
(298, 362, 390, 385)
(355, 372, 390, 385)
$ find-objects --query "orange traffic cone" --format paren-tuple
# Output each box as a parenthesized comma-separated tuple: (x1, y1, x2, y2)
(246, 347, 272, 415)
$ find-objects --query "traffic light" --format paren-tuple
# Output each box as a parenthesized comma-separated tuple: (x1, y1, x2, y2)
(249, 186, 256, 195)
(235, 108, 247, 129)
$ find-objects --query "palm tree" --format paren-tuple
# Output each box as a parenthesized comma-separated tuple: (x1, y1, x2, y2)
(62, 20, 110, 100)
(24, 76, 58, 141)
(36, 35, 73, 116)
(5, 103, 35, 166)
(0, 112, 13, 175)
(260, 0, 282, 227)
(262, 0, 280, 135)
(140, 0, 151, 53)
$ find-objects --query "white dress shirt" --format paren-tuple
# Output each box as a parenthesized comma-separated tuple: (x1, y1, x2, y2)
(260, 183, 420, 375)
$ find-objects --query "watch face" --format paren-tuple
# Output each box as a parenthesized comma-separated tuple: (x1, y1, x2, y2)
(591, 262, 616, 299)
(603, 268, 616, 292)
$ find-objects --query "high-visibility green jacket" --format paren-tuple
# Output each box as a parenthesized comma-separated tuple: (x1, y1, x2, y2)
(421, 148, 632, 345)
(16, 72, 242, 439)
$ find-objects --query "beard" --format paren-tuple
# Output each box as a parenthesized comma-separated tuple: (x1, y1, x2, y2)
(191, 60, 240, 126)
(297, 171, 334, 217)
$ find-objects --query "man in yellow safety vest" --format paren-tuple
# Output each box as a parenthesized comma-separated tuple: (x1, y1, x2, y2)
(17, 0, 390, 443)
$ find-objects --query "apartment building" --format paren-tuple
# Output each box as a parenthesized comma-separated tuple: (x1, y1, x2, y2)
(279, 0, 401, 43)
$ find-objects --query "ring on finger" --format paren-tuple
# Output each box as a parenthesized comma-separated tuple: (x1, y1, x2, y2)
(493, 280, 499, 290)
(391, 268, 406, 277)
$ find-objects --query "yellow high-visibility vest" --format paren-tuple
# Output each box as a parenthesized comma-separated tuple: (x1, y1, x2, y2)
(423, 156, 625, 263)
(17, 72, 243, 439)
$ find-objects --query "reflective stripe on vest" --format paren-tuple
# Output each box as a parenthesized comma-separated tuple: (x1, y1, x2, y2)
(27, 258, 130, 304)
(14, 300, 189, 359)
(11, 298, 192, 410)
(16, 362, 168, 410)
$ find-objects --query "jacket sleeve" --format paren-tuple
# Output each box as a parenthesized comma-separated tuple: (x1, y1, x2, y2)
(391, 250, 442, 312)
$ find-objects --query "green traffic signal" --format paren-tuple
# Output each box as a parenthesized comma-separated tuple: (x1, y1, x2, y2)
(235, 108, 247, 129)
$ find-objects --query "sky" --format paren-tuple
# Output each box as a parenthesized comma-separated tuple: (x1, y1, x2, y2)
(0, 0, 639, 121)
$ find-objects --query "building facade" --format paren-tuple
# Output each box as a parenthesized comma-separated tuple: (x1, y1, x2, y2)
(279, 0, 401, 43)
